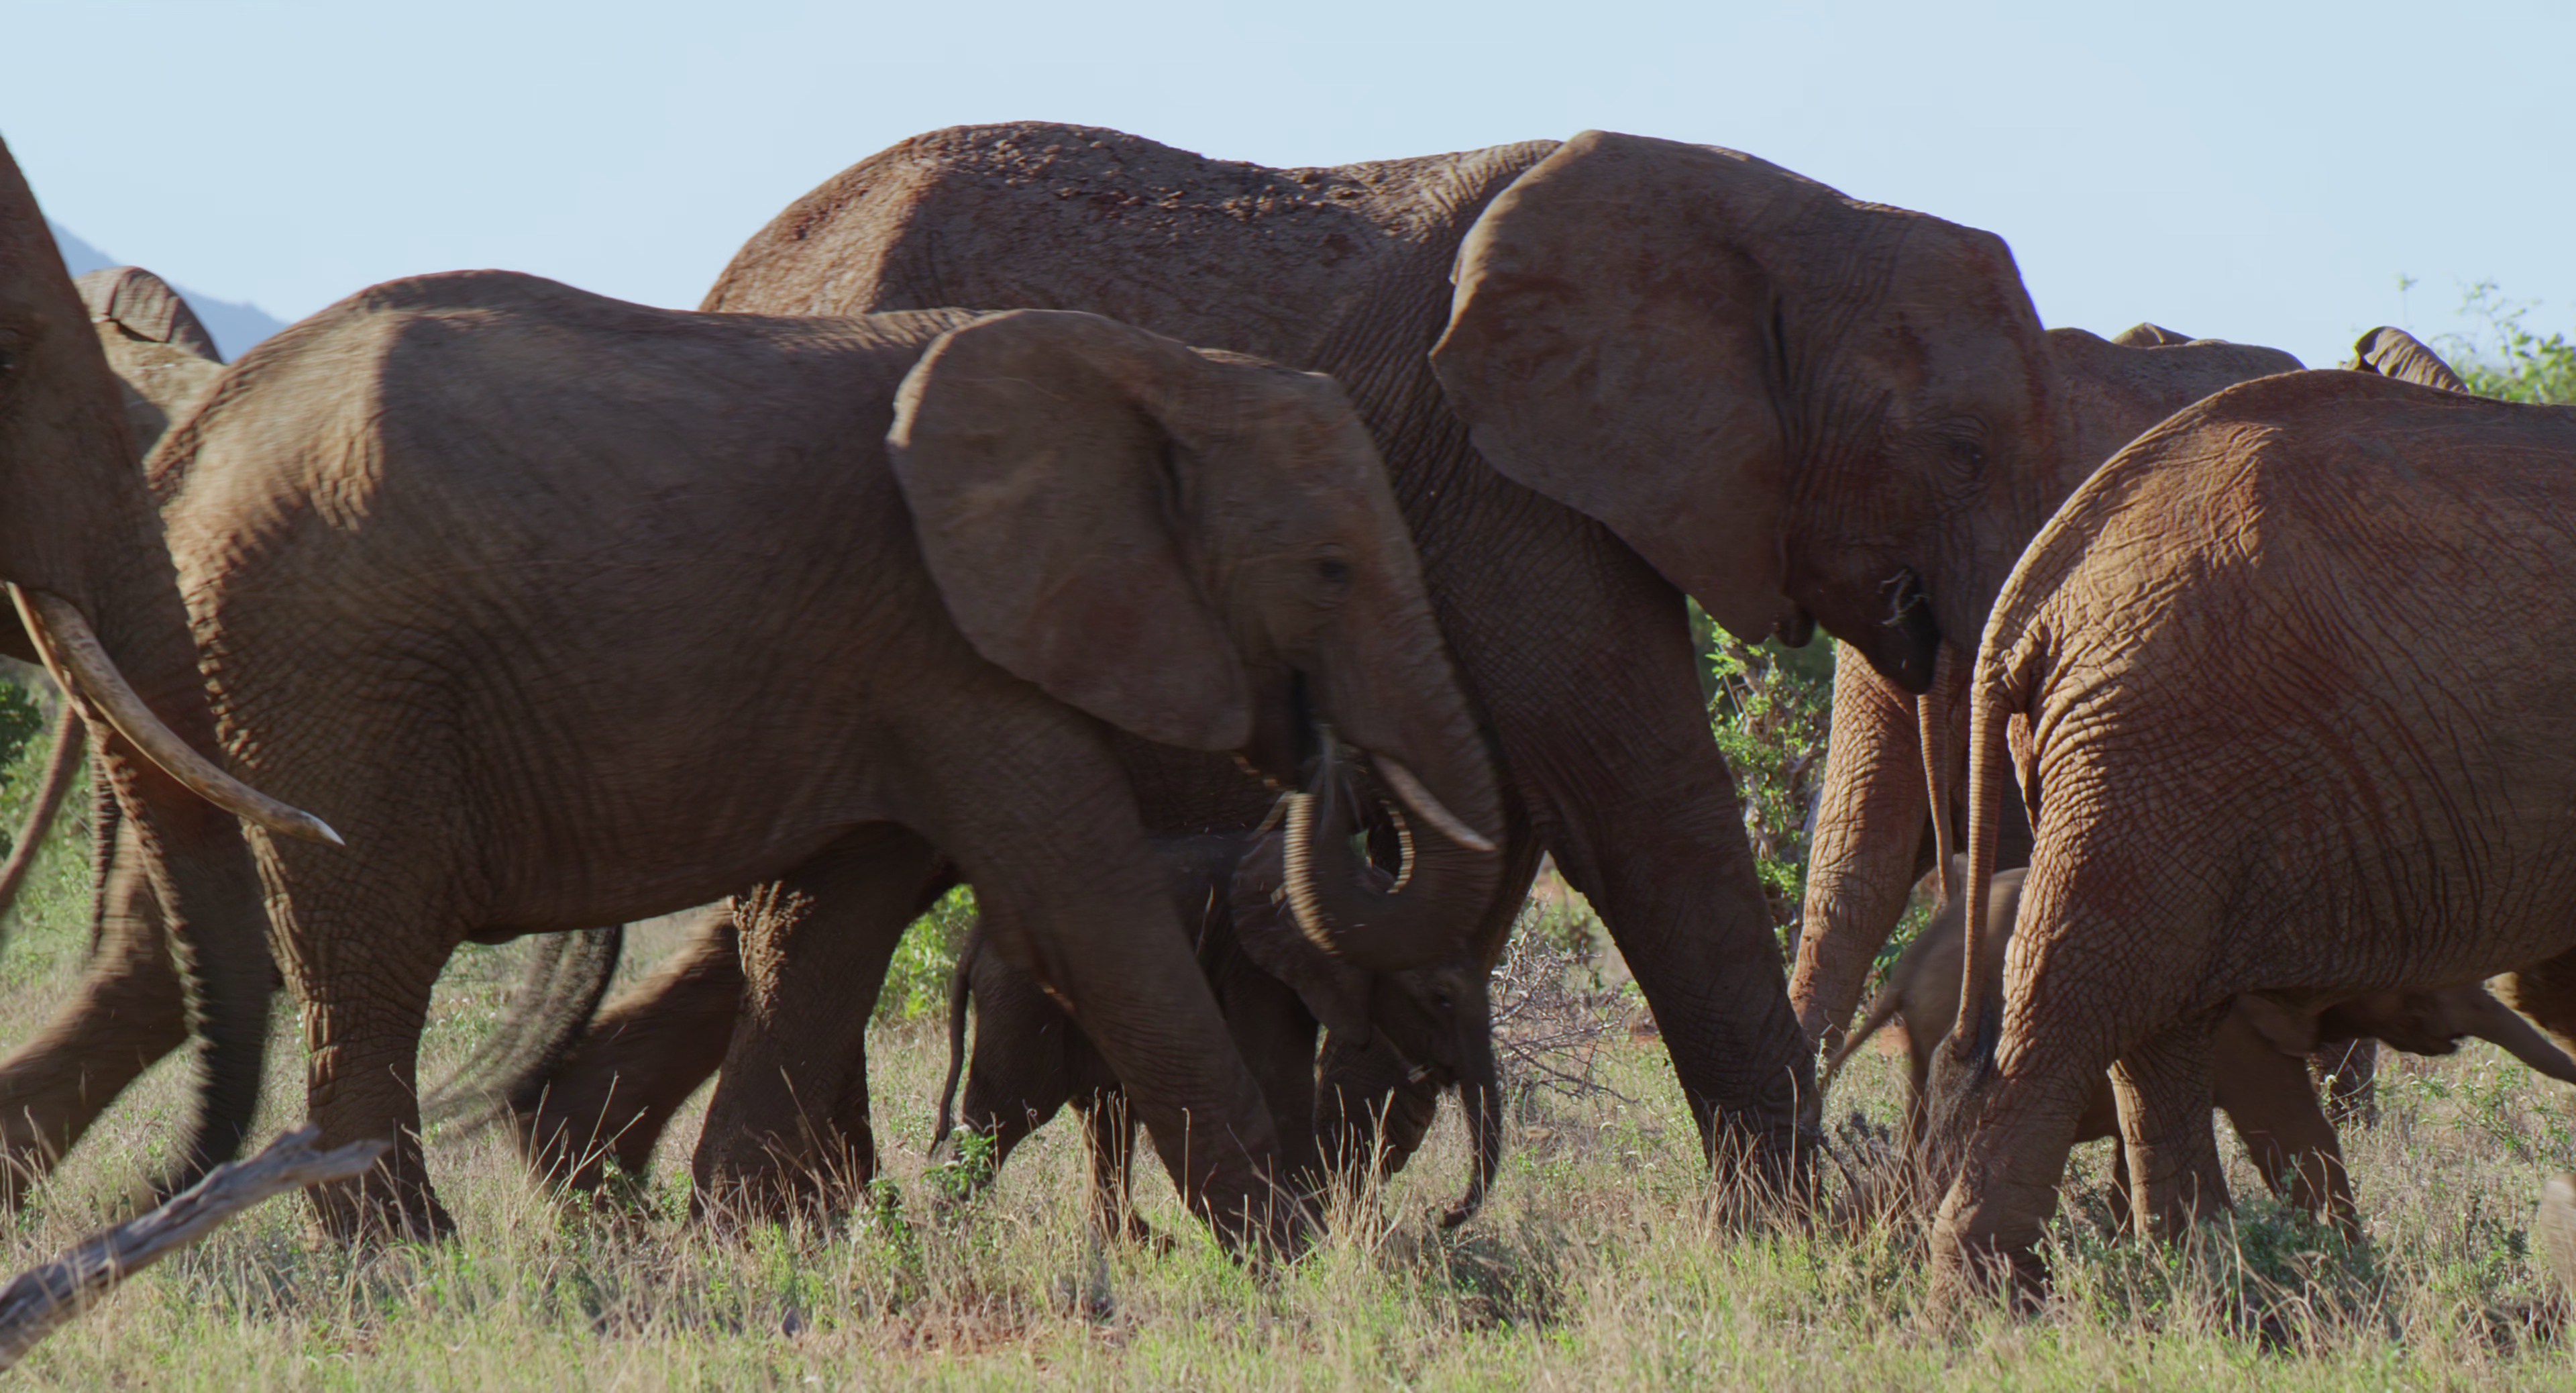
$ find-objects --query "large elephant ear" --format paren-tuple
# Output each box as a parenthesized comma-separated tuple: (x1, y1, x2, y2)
(890, 310, 1252, 751)
(1430, 130, 1790, 642)
(2347, 326, 2471, 394)
(72, 266, 222, 362)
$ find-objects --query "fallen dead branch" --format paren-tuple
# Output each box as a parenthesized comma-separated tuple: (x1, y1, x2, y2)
(0, 1126, 386, 1370)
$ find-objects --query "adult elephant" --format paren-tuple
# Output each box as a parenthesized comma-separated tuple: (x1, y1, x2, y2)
(113, 275, 1501, 1247)
(1925, 370, 2576, 1302)
(0, 141, 337, 1207)
(1790, 327, 2475, 1128)
(499, 122, 2090, 1197)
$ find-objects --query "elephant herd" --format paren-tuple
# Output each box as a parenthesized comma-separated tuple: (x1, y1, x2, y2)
(0, 115, 2571, 1314)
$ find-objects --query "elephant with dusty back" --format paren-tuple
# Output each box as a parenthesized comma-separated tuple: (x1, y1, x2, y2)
(1, 271, 1508, 1249)
(1922, 370, 2576, 1303)
(491, 122, 2110, 1204)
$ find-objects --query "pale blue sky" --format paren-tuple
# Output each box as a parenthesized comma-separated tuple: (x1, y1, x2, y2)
(6, 0, 2567, 368)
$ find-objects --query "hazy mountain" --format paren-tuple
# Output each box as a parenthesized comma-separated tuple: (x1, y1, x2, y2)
(48, 220, 287, 360)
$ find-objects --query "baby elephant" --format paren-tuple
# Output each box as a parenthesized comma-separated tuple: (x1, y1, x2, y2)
(936, 821, 1499, 1242)
(1828, 866, 2576, 1235)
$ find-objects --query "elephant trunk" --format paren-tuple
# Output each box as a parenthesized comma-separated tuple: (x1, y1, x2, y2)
(1442, 1008, 1503, 1229)
(1272, 738, 1492, 976)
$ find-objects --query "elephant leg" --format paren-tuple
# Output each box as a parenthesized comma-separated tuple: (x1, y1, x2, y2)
(1447, 523, 1811, 1186)
(275, 894, 460, 1240)
(0, 812, 187, 1205)
(2312, 1038, 2378, 1127)
(2110, 1015, 2231, 1242)
(518, 906, 745, 1193)
(1928, 843, 2212, 1302)
(694, 825, 937, 1223)
(2212, 1011, 2356, 1237)
(1080, 1091, 1160, 1247)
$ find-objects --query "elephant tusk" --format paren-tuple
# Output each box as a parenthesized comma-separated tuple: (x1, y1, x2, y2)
(10, 586, 344, 847)
(1279, 791, 1334, 953)
(1384, 802, 1416, 894)
(1372, 757, 1497, 854)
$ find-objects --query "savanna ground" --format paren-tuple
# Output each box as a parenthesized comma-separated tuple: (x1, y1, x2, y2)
(0, 297, 2567, 1388)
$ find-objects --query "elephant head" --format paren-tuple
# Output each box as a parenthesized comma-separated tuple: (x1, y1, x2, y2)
(1430, 131, 2075, 693)
(73, 265, 225, 458)
(890, 309, 1502, 969)
(2346, 326, 2472, 394)
(1229, 739, 1503, 1226)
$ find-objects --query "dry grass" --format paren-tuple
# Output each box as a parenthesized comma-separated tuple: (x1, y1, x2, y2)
(0, 752, 2571, 1385)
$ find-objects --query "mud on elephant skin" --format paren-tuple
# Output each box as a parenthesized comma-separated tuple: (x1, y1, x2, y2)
(1921, 370, 2576, 1304)
(1, 276, 1503, 1250)
(1827, 866, 2576, 1238)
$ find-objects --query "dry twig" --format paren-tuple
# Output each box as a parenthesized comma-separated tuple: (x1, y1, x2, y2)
(0, 1126, 386, 1370)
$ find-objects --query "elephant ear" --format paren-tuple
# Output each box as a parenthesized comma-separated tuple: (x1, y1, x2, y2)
(1229, 827, 1377, 1042)
(1430, 131, 1790, 642)
(890, 309, 1252, 752)
(71, 266, 222, 362)
(2109, 323, 2195, 348)
(2347, 327, 2471, 394)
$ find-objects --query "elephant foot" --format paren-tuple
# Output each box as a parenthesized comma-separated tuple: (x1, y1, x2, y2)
(1925, 1225, 2048, 1320)
(2541, 1174, 2576, 1296)
(307, 1161, 457, 1244)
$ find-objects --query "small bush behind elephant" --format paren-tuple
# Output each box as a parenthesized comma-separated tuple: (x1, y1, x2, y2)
(1827, 864, 2576, 1236)
(937, 762, 1501, 1239)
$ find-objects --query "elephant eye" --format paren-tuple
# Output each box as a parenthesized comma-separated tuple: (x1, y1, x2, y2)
(1315, 557, 1351, 584)
(1946, 437, 1988, 479)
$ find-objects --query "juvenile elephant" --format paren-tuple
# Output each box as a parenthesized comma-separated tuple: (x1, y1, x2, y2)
(6, 272, 1506, 1249)
(939, 784, 1501, 1241)
(1827, 867, 2576, 1236)
(1925, 370, 2576, 1302)
(498, 119, 2116, 1199)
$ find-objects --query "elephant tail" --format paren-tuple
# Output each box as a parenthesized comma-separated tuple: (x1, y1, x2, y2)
(1947, 634, 2027, 1081)
(0, 705, 85, 945)
(1821, 980, 1905, 1099)
(932, 924, 983, 1153)
(421, 925, 624, 1133)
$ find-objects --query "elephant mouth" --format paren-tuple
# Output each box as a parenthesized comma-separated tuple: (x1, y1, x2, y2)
(1866, 569, 1942, 694)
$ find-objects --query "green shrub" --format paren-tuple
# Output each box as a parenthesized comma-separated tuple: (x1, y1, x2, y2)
(2434, 281, 2576, 405)
(1694, 603, 1835, 949)
(875, 885, 975, 1025)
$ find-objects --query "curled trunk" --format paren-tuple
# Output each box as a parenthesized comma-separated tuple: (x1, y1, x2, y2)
(1252, 738, 1494, 976)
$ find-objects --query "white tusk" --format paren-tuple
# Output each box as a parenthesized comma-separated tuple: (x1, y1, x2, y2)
(1373, 758, 1497, 854)
(1279, 791, 1334, 953)
(1384, 802, 1416, 894)
(11, 586, 344, 847)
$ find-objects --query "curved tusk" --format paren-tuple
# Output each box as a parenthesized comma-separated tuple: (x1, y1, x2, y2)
(1277, 790, 1334, 954)
(1372, 757, 1497, 854)
(11, 586, 344, 847)
(1383, 802, 1416, 894)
